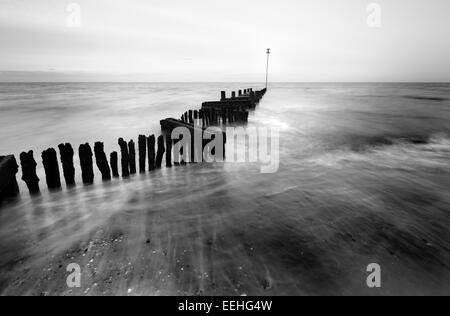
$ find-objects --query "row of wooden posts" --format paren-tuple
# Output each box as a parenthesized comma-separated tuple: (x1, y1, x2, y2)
(180, 107, 249, 126)
(179, 88, 258, 127)
(15, 134, 166, 194)
(0, 87, 266, 203)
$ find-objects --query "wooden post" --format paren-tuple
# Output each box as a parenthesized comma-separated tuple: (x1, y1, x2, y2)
(19, 151, 40, 194)
(58, 143, 75, 186)
(194, 110, 199, 126)
(221, 91, 226, 100)
(208, 109, 213, 126)
(42, 148, 61, 189)
(214, 108, 217, 124)
(128, 140, 136, 174)
(199, 109, 203, 126)
(138, 135, 147, 173)
(0, 155, 20, 201)
(232, 91, 236, 99)
(94, 142, 111, 181)
(201, 110, 206, 127)
(155, 135, 165, 168)
(203, 109, 208, 126)
(188, 110, 194, 124)
(118, 138, 130, 177)
(147, 135, 156, 171)
(239, 90, 242, 96)
(221, 107, 226, 125)
(79, 143, 94, 184)
(110, 152, 119, 178)
(166, 135, 172, 168)
(250, 90, 255, 102)
(173, 134, 184, 166)
(205, 109, 210, 126)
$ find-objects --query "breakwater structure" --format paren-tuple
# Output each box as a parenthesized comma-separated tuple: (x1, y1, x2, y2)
(0, 87, 267, 204)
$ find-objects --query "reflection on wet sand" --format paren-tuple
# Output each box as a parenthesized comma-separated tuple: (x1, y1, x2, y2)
(1, 154, 449, 295)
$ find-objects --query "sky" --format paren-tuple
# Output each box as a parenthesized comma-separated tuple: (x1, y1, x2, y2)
(0, 0, 449, 82)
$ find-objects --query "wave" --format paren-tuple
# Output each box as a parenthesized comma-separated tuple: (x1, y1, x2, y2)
(344, 134, 431, 152)
(311, 133, 450, 170)
(403, 95, 448, 102)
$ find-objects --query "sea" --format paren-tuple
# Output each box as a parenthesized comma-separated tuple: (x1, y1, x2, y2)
(0, 82, 449, 295)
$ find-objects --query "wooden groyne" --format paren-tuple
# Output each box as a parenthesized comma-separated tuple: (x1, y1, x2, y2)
(203, 88, 266, 110)
(160, 118, 227, 162)
(0, 86, 267, 202)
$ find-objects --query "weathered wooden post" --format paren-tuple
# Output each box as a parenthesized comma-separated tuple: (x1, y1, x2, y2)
(173, 134, 184, 166)
(138, 135, 147, 173)
(194, 110, 199, 126)
(232, 91, 236, 99)
(147, 135, 156, 171)
(203, 109, 207, 126)
(188, 110, 194, 124)
(221, 91, 226, 100)
(201, 110, 207, 127)
(42, 148, 61, 189)
(214, 109, 217, 124)
(204, 109, 210, 126)
(208, 109, 213, 126)
(0, 155, 20, 201)
(166, 135, 172, 168)
(118, 138, 130, 177)
(221, 107, 226, 125)
(58, 143, 75, 186)
(94, 142, 111, 181)
(19, 151, 40, 194)
(239, 90, 242, 96)
(110, 152, 119, 178)
(155, 135, 165, 168)
(173, 138, 179, 166)
(128, 140, 136, 174)
(79, 143, 94, 184)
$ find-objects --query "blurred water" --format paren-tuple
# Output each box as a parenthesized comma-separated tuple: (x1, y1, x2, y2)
(0, 83, 449, 295)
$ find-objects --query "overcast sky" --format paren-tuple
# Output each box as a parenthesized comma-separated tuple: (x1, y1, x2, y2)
(0, 0, 449, 82)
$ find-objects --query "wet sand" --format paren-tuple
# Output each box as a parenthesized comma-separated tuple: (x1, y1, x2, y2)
(1, 158, 449, 296)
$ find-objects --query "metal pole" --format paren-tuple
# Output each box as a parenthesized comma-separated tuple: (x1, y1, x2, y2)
(265, 48, 270, 89)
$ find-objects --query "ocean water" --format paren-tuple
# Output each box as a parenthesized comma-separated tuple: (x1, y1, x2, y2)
(0, 83, 449, 295)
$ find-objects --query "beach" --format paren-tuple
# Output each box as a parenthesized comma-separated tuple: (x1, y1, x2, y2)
(0, 83, 449, 295)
